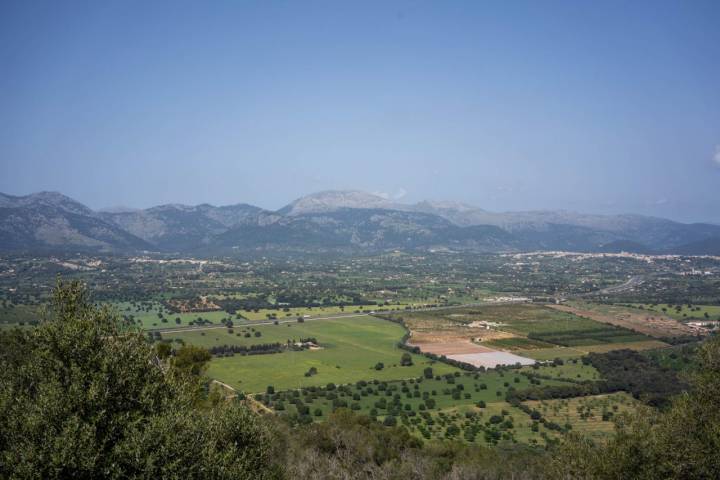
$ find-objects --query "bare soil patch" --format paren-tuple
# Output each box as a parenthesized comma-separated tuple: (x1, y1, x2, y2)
(408, 340, 496, 356)
(549, 303, 693, 338)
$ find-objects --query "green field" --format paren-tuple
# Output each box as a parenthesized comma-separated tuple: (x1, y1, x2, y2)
(523, 392, 638, 441)
(483, 337, 555, 350)
(111, 300, 419, 329)
(476, 305, 652, 347)
(519, 347, 587, 361)
(238, 303, 415, 321)
(633, 303, 720, 321)
(184, 316, 461, 393)
(259, 361, 602, 444)
(396, 304, 653, 355)
(112, 301, 233, 330)
(517, 340, 668, 360)
(473, 305, 608, 336)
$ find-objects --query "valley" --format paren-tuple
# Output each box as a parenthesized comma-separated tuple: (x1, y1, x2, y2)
(2, 248, 717, 448)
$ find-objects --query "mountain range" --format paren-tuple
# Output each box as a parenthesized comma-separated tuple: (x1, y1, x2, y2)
(2, 190, 719, 255)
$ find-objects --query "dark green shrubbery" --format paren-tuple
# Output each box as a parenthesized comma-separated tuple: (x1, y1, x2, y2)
(0, 280, 279, 479)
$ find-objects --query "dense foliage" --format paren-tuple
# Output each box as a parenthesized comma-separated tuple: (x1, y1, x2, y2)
(281, 409, 548, 479)
(550, 335, 720, 479)
(585, 349, 688, 407)
(0, 280, 279, 479)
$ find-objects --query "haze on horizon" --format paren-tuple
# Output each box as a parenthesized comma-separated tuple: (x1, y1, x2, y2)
(1, 1, 719, 223)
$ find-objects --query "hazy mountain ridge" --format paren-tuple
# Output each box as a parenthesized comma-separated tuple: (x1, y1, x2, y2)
(99, 203, 271, 251)
(2, 190, 720, 255)
(208, 208, 514, 253)
(0, 192, 151, 251)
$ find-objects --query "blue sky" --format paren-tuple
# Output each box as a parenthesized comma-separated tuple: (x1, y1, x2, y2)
(1, 0, 719, 222)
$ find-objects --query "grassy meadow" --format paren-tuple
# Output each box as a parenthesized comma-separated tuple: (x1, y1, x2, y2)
(632, 303, 720, 321)
(173, 316, 460, 392)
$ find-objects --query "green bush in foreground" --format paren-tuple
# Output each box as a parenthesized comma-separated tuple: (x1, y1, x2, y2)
(0, 279, 279, 479)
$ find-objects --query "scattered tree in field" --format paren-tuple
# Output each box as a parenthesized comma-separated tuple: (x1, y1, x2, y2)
(383, 415, 397, 427)
(400, 353, 413, 366)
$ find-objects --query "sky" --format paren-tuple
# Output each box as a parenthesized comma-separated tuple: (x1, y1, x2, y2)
(1, 0, 719, 223)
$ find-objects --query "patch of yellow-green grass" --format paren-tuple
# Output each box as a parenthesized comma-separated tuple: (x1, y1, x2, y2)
(519, 340, 667, 359)
(519, 346, 586, 361)
(581, 340, 668, 353)
(531, 361, 601, 381)
(484, 337, 556, 351)
(523, 393, 638, 441)
(632, 303, 720, 321)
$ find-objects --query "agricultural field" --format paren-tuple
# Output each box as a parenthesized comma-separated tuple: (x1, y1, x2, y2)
(111, 299, 416, 330)
(483, 337, 555, 351)
(550, 302, 695, 339)
(231, 303, 414, 321)
(172, 316, 460, 393)
(113, 300, 233, 330)
(520, 347, 588, 361)
(389, 304, 664, 364)
(1, 251, 710, 450)
(522, 393, 638, 441)
(632, 303, 720, 322)
(258, 361, 604, 445)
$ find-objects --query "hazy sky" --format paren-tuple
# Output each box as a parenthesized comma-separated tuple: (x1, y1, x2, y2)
(1, 1, 719, 222)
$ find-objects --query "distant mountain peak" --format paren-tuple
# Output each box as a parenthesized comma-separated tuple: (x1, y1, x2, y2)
(0, 191, 95, 216)
(278, 190, 402, 216)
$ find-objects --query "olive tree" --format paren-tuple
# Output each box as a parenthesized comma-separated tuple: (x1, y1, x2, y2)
(0, 279, 280, 479)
